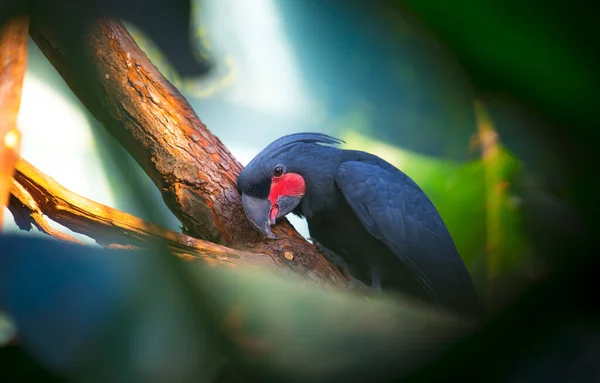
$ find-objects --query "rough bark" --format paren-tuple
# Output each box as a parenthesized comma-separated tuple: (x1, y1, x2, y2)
(0, 16, 28, 230)
(8, 157, 277, 270)
(28, 18, 344, 285)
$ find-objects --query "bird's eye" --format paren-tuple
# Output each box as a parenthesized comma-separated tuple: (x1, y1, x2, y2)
(273, 164, 285, 177)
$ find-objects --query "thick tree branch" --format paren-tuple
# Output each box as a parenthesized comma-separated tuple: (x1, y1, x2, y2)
(29, 18, 344, 285)
(7, 157, 277, 270)
(0, 16, 28, 230)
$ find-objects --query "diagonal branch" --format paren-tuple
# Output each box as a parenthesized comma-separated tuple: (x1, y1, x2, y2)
(29, 17, 345, 285)
(7, 157, 277, 270)
(9, 178, 83, 244)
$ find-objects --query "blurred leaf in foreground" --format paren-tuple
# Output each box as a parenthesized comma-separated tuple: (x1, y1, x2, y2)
(0, 234, 470, 382)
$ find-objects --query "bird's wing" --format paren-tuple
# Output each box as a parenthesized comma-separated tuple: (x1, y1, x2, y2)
(335, 160, 480, 314)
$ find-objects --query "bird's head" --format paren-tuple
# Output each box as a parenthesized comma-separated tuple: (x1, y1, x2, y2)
(237, 132, 344, 239)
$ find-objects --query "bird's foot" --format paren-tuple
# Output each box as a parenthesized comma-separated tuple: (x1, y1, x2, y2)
(309, 238, 382, 296)
(370, 266, 383, 293)
(346, 277, 383, 298)
(370, 283, 382, 294)
(309, 237, 353, 278)
(346, 278, 372, 292)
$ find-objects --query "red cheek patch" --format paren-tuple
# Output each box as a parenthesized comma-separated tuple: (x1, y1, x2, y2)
(268, 173, 305, 206)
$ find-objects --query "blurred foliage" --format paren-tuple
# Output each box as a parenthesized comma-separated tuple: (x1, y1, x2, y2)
(400, 0, 599, 137)
(0, 235, 468, 382)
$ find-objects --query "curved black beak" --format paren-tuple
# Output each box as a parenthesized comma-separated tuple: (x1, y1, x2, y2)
(241, 193, 277, 239)
(241, 193, 302, 239)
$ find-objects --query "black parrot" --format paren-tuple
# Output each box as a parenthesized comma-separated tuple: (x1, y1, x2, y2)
(237, 133, 481, 319)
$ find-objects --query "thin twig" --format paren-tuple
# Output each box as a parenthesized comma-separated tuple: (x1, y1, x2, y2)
(7, 157, 277, 270)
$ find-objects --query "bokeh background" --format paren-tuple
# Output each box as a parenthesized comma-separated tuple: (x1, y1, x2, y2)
(1, 0, 595, 377)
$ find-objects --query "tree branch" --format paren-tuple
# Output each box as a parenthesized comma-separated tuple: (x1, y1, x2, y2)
(28, 18, 345, 285)
(7, 157, 277, 270)
(0, 16, 28, 230)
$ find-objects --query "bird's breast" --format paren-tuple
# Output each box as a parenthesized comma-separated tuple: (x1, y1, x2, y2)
(307, 202, 386, 284)
(307, 201, 438, 301)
